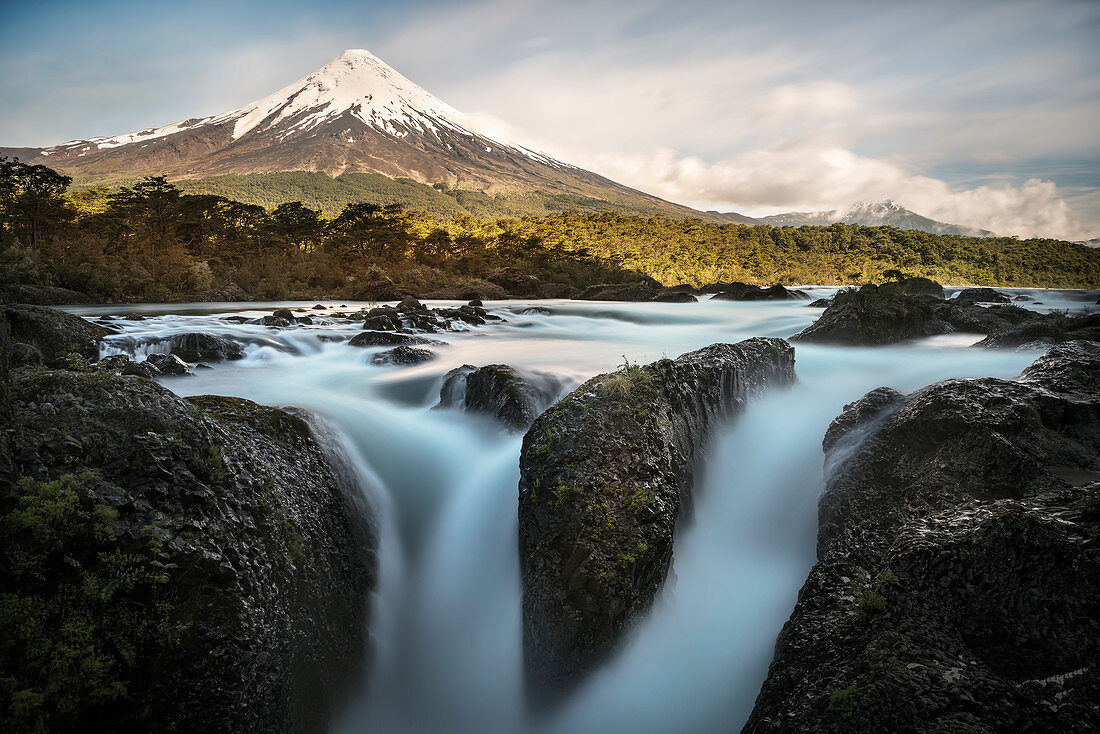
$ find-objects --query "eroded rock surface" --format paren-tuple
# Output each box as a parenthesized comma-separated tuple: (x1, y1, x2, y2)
(436, 363, 566, 430)
(745, 341, 1100, 733)
(518, 338, 796, 705)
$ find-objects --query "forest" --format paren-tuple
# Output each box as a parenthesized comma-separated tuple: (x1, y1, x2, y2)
(2, 157, 1098, 303)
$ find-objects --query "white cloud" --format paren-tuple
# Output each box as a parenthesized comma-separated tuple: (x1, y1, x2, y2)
(576, 144, 1089, 240)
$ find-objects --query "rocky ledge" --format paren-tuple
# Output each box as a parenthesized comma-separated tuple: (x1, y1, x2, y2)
(745, 341, 1100, 732)
(518, 338, 796, 706)
(793, 278, 1098, 347)
(0, 314, 376, 733)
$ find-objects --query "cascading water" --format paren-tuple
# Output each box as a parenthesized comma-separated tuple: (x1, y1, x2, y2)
(65, 288, 1096, 733)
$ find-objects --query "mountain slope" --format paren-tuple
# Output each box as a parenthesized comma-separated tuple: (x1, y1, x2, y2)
(714, 199, 994, 237)
(2, 49, 708, 219)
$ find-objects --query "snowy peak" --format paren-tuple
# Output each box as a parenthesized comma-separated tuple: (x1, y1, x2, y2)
(219, 48, 463, 141)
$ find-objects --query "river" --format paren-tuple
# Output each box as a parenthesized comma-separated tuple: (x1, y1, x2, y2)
(65, 286, 1097, 733)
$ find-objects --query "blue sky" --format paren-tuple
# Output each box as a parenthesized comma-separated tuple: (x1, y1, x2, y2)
(2, 0, 1098, 238)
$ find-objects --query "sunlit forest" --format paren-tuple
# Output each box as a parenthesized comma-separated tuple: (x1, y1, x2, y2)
(3, 158, 1098, 302)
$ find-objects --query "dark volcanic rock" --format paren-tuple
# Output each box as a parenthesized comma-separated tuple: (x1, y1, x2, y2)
(745, 341, 1100, 733)
(953, 287, 1010, 306)
(573, 282, 662, 301)
(2, 370, 375, 734)
(808, 297, 832, 308)
(975, 312, 1100, 349)
(1, 303, 108, 367)
(792, 285, 952, 345)
(518, 338, 796, 705)
(166, 332, 246, 362)
(368, 345, 436, 366)
(146, 353, 192, 375)
(878, 276, 945, 299)
(436, 364, 566, 430)
(711, 284, 810, 301)
(348, 331, 442, 348)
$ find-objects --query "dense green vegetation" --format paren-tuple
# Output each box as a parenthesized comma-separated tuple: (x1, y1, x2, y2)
(3, 157, 1098, 303)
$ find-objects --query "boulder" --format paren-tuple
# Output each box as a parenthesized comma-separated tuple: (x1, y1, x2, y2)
(422, 281, 507, 301)
(792, 285, 952, 345)
(541, 283, 580, 299)
(953, 287, 1011, 306)
(1, 370, 375, 733)
(745, 341, 1100, 733)
(572, 282, 662, 301)
(518, 338, 796, 705)
(368, 346, 436, 366)
(711, 284, 810, 301)
(349, 279, 406, 302)
(348, 331, 442, 348)
(436, 364, 565, 430)
(397, 296, 425, 313)
(808, 298, 832, 308)
(975, 312, 1100, 349)
(166, 332, 246, 363)
(146, 353, 192, 376)
(0, 303, 108, 367)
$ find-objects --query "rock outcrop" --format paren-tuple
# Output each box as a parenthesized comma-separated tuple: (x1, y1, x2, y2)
(1, 303, 109, 367)
(1, 363, 377, 734)
(518, 338, 796, 705)
(435, 364, 566, 430)
(745, 341, 1100, 733)
(952, 287, 1010, 306)
(791, 282, 1084, 347)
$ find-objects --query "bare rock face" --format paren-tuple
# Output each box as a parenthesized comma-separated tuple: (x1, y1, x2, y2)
(710, 283, 810, 301)
(1, 303, 108, 367)
(1, 368, 377, 734)
(745, 341, 1100, 733)
(518, 338, 796, 706)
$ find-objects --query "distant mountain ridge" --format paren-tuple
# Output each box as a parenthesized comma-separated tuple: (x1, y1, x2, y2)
(713, 199, 995, 237)
(0, 49, 708, 220)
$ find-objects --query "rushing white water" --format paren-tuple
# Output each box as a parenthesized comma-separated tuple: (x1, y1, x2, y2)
(65, 288, 1096, 733)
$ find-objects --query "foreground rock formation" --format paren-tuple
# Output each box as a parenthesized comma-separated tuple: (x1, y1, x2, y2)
(0, 311, 376, 733)
(745, 341, 1100, 732)
(518, 338, 796, 705)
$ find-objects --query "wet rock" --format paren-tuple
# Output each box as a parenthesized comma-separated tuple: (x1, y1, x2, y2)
(0, 303, 108, 367)
(167, 332, 246, 363)
(122, 359, 161, 378)
(145, 353, 192, 376)
(348, 331, 442, 348)
(271, 308, 295, 320)
(573, 282, 663, 301)
(397, 296, 425, 313)
(3, 371, 375, 733)
(745, 341, 1100, 733)
(467, 299, 483, 307)
(312, 304, 327, 310)
(792, 284, 951, 345)
(436, 364, 566, 430)
(368, 346, 436, 366)
(953, 287, 1011, 306)
(711, 284, 810, 301)
(975, 312, 1100, 348)
(808, 297, 832, 308)
(519, 338, 796, 705)
(260, 315, 292, 327)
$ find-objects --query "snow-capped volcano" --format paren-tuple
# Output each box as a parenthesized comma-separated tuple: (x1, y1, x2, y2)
(718, 199, 995, 237)
(3, 48, 693, 213)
